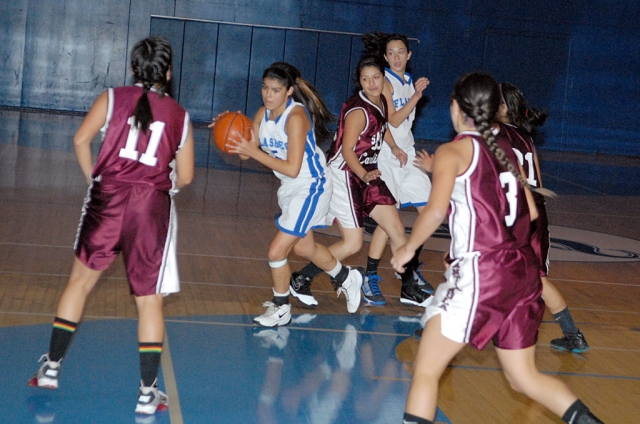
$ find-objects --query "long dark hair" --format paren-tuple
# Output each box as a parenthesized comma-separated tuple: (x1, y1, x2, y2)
(130, 36, 172, 132)
(453, 72, 555, 198)
(262, 62, 335, 139)
(500, 82, 548, 134)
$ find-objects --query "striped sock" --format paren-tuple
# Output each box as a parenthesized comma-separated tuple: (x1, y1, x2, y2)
(139, 342, 163, 387)
(49, 317, 78, 362)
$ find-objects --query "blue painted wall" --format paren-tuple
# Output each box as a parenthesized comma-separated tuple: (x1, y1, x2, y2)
(0, 0, 638, 156)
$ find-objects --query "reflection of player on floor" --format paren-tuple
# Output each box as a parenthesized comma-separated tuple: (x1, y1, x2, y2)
(28, 36, 195, 416)
(497, 82, 589, 353)
(224, 62, 363, 326)
(359, 32, 434, 305)
(392, 72, 602, 424)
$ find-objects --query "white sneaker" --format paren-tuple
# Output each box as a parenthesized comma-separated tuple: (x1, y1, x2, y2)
(135, 380, 168, 415)
(336, 267, 363, 314)
(253, 301, 292, 327)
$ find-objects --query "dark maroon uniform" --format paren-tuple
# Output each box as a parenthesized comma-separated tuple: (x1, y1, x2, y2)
(326, 91, 396, 227)
(424, 131, 543, 350)
(500, 123, 550, 276)
(74, 85, 189, 296)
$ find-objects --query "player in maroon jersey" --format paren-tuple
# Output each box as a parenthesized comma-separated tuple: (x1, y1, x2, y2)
(290, 57, 430, 310)
(28, 37, 195, 415)
(392, 72, 602, 424)
(498, 82, 589, 353)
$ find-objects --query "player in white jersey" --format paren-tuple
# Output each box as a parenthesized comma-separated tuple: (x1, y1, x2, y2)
(226, 62, 363, 325)
(359, 32, 433, 305)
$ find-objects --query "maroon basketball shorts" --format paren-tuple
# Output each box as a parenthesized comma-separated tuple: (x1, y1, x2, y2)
(74, 179, 177, 296)
(530, 201, 550, 277)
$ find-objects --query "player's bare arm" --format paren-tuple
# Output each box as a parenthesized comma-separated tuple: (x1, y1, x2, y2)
(73, 90, 108, 183)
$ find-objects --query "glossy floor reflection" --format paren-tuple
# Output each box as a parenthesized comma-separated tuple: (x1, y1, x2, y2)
(4, 314, 451, 424)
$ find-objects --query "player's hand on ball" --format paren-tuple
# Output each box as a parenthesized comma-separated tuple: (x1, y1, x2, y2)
(208, 110, 232, 128)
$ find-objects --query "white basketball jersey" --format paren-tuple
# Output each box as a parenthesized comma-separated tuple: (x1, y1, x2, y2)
(384, 68, 416, 151)
(258, 98, 327, 183)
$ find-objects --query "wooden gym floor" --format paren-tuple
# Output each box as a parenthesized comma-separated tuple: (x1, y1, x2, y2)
(0, 109, 639, 423)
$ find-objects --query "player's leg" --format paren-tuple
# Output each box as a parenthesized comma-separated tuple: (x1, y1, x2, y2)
(326, 225, 365, 312)
(254, 231, 299, 327)
(404, 314, 465, 422)
(362, 226, 388, 305)
(403, 205, 434, 293)
(29, 257, 103, 389)
(542, 277, 589, 352)
(495, 346, 602, 422)
(133, 293, 168, 413)
(370, 205, 429, 306)
(295, 231, 363, 313)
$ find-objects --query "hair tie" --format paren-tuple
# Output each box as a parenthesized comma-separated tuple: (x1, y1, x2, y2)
(525, 108, 529, 117)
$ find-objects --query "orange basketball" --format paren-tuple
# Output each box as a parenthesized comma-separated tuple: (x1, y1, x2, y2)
(212, 111, 253, 153)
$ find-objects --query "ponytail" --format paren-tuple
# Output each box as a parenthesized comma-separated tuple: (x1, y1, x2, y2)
(500, 82, 548, 135)
(265, 62, 336, 139)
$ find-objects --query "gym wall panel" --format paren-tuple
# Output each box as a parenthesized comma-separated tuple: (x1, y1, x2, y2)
(179, 22, 219, 121)
(246, 28, 286, 117)
(283, 31, 320, 86)
(150, 18, 186, 101)
(2, 0, 640, 156)
(0, 2, 27, 107)
(561, 28, 640, 155)
(482, 29, 571, 148)
(315, 33, 354, 126)
(211, 25, 252, 116)
(20, 0, 129, 112)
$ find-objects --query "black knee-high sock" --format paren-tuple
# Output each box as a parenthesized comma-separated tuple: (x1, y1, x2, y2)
(298, 262, 324, 280)
(403, 412, 433, 424)
(49, 317, 78, 362)
(139, 342, 163, 387)
(562, 399, 603, 423)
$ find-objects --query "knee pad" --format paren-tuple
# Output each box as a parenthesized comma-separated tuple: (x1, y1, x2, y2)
(268, 258, 288, 268)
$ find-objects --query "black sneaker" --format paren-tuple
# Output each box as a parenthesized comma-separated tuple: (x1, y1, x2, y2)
(550, 330, 589, 353)
(400, 284, 431, 307)
(290, 273, 317, 306)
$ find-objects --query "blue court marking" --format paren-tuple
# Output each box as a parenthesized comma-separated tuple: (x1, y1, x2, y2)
(3, 320, 170, 424)
(2, 315, 452, 423)
(9, 314, 639, 423)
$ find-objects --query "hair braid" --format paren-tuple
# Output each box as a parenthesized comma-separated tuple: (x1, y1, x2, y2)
(455, 73, 556, 198)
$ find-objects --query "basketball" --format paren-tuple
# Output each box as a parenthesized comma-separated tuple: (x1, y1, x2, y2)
(212, 111, 253, 153)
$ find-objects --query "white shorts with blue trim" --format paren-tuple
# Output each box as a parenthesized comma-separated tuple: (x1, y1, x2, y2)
(276, 175, 332, 237)
(378, 144, 431, 209)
